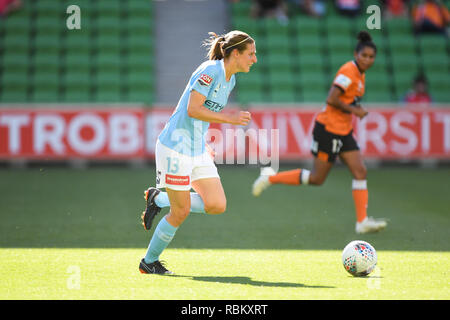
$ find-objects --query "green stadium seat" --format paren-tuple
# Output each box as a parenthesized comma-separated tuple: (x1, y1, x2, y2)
(389, 33, 416, 55)
(34, 33, 61, 53)
(128, 89, 154, 104)
(3, 51, 30, 71)
(365, 89, 393, 103)
(127, 33, 154, 52)
(2, 70, 28, 88)
(299, 52, 322, 73)
(127, 16, 153, 31)
(386, 18, 413, 36)
(302, 90, 326, 103)
(3, 32, 29, 52)
(271, 87, 296, 103)
(31, 89, 59, 103)
(422, 54, 447, 73)
(36, 0, 61, 15)
(236, 70, 265, 104)
(428, 72, 450, 99)
(32, 70, 59, 88)
(430, 89, 450, 103)
(64, 32, 91, 52)
(128, 71, 154, 89)
(34, 51, 60, 72)
(227, 0, 448, 103)
(127, 0, 153, 18)
(231, 0, 251, 17)
(0, 0, 155, 104)
(300, 72, 327, 102)
(63, 70, 91, 89)
(97, 0, 121, 14)
(266, 35, 292, 55)
(297, 35, 321, 56)
(326, 16, 352, 35)
(4, 13, 31, 34)
(64, 77, 93, 102)
(232, 16, 258, 35)
(97, 16, 122, 34)
(268, 52, 293, 72)
(35, 15, 62, 33)
(96, 33, 121, 51)
(1, 88, 27, 103)
(391, 53, 419, 72)
(330, 52, 352, 73)
(292, 16, 320, 36)
(95, 70, 122, 102)
(96, 53, 122, 71)
(327, 34, 353, 55)
(419, 35, 448, 52)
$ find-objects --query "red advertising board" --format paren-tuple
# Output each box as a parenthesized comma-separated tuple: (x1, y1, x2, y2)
(0, 108, 145, 159)
(0, 106, 449, 160)
(246, 107, 450, 160)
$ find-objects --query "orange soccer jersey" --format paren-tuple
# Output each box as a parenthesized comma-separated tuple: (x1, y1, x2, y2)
(316, 61, 365, 135)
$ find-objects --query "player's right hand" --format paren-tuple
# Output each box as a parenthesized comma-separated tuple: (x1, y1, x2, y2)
(230, 111, 251, 126)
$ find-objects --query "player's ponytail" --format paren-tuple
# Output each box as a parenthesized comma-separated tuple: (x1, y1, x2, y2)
(355, 31, 377, 53)
(203, 30, 254, 61)
(204, 32, 226, 60)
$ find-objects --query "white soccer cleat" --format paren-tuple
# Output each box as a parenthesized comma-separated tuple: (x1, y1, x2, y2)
(252, 167, 276, 197)
(355, 216, 388, 234)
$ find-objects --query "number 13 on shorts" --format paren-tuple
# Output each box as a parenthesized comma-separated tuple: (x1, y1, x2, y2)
(166, 157, 180, 174)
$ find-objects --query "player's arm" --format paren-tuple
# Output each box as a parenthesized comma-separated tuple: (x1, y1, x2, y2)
(187, 89, 251, 125)
(326, 85, 368, 119)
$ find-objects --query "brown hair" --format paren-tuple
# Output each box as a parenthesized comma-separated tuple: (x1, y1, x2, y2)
(203, 30, 254, 60)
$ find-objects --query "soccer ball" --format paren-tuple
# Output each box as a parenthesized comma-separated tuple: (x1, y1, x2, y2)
(342, 240, 377, 277)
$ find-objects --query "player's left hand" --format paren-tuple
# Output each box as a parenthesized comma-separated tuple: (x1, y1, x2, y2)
(354, 106, 368, 119)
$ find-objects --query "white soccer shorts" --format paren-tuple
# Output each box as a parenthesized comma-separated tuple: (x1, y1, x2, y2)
(155, 139, 219, 191)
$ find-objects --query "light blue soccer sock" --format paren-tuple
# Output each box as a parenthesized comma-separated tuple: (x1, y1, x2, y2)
(154, 192, 206, 214)
(154, 192, 170, 208)
(144, 216, 178, 263)
(189, 193, 206, 213)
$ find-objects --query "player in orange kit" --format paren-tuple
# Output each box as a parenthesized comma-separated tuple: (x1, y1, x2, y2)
(252, 31, 387, 234)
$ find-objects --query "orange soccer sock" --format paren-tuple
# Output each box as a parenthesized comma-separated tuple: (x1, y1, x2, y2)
(268, 169, 302, 185)
(352, 180, 368, 223)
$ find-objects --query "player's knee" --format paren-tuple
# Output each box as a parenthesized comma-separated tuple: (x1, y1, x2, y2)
(353, 166, 367, 180)
(205, 200, 227, 215)
(169, 206, 190, 224)
(309, 174, 326, 186)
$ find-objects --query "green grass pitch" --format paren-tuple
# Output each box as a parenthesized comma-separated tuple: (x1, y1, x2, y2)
(0, 165, 449, 299)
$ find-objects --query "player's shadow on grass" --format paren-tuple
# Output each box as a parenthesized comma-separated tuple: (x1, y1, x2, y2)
(172, 275, 334, 289)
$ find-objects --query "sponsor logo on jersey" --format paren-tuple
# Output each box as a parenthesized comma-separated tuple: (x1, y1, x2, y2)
(198, 74, 213, 86)
(334, 74, 352, 90)
(204, 100, 224, 112)
(165, 174, 190, 186)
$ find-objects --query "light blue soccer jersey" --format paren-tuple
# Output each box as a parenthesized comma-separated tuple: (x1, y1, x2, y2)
(158, 59, 236, 156)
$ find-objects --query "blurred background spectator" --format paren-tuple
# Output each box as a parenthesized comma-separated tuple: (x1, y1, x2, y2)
(335, 0, 362, 17)
(411, 0, 449, 35)
(403, 73, 433, 104)
(0, 0, 21, 16)
(250, 0, 289, 24)
(289, 0, 326, 18)
(383, 0, 410, 19)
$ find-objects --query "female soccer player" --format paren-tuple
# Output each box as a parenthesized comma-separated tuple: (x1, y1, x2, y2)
(139, 30, 257, 274)
(252, 31, 387, 234)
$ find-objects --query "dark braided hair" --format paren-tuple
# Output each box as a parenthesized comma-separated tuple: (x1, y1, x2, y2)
(355, 31, 377, 54)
